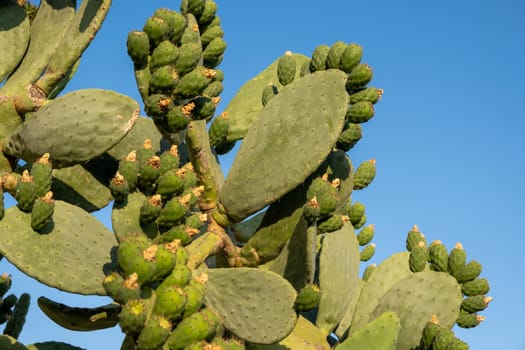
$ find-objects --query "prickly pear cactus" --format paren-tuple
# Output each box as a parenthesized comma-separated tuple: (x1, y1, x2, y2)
(0, 1, 492, 349)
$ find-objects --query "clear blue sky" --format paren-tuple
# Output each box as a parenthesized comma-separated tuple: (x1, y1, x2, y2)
(2, 0, 524, 349)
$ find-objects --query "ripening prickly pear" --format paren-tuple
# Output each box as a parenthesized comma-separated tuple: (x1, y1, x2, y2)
(139, 156, 162, 190)
(432, 327, 455, 350)
(191, 96, 218, 120)
(103, 273, 141, 304)
(30, 192, 55, 231)
(362, 263, 376, 281)
(448, 242, 467, 278)
(117, 238, 156, 284)
(346, 63, 373, 93)
(345, 101, 375, 124)
(159, 145, 180, 175)
(461, 278, 490, 296)
(181, 277, 206, 318)
(31, 153, 53, 197)
(353, 159, 376, 190)
(175, 42, 202, 75)
(447, 337, 470, 350)
(420, 315, 441, 350)
(149, 65, 180, 94)
(156, 196, 189, 228)
(137, 315, 172, 350)
(455, 260, 482, 284)
(198, 0, 218, 27)
(310, 44, 330, 72)
(152, 285, 187, 320)
(150, 244, 177, 281)
(349, 87, 383, 104)
(357, 224, 375, 246)
(143, 16, 170, 47)
(456, 312, 484, 329)
(203, 37, 226, 68)
(150, 40, 180, 72)
(409, 241, 428, 272)
(348, 201, 365, 226)
(161, 225, 197, 245)
(157, 263, 192, 291)
(110, 172, 130, 203)
(317, 214, 345, 233)
(294, 284, 321, 312)
(173, 67, 215, 98)
(119, 299, 148, 335)
(461, 295, 492, 313)
(140, 195, 163, 224)
(156, 170, 185, 199)
(326, 41, 347, 69)
(127, 31, 150, 67)
(200, 25, 224, 47)
(340, 43, 363, 73)
(360, 243, 376, 261)
(261, 83, 279, 107)
(406, 224, 426, 251)
(336, 122, 363, 151)
(277, 51, 296, 86)
(428, 240, 449, 272)
(167, 308, 219, 349)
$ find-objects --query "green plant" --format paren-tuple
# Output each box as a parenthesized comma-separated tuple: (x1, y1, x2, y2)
(0, 0, 491, 349)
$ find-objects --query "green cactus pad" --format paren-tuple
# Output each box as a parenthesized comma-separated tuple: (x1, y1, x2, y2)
(335, 279, 365, 339)
(0, 201, 118, 295)
(4, 89, 139, 168)
(351, 252, 415, 333)
(52, 165, 113, 213)
(220, 70, 348, 222)
(0, 335, 28, 350)
(335, 311, 400, 350)
(223, 53, 310, 142)
(371, 271, 462, 350)
(316, 223, 360, 334)
(0, 0, 76, 95)
(204, 268, 297, 344)
(37, 296, 120, 331)
(26, 342, 85, 350)
(248, 315, 331, 350)
(0, 2, 30, 82)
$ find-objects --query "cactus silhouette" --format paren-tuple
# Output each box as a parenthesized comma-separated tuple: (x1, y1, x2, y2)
(0, 0, 491, 349)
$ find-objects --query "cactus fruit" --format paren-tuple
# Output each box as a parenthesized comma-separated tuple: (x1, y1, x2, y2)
(428, 240, 449, 272)
(295, 284, 321, 312)
(353, 159, 376, 190)
(277, 51, 297, 86)
(409, 241, 428, 273)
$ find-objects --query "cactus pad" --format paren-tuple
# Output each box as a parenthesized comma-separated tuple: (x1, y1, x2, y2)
(335, 311, 400, 350)
(220, 70, 349, 222)
(4, 89, 139, 168)
(0, 201, 118, 295)
(0, 2, 30, 82)
(204, 268, 297, 344)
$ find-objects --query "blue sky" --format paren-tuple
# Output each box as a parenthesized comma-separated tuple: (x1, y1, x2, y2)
(2, 0, 524, 349)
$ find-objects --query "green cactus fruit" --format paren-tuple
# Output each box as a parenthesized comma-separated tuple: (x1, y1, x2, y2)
(200, 25, 224, 48)
(0, 273, 12, 298)
(348, 202, 365, 227)
(447, 337, 469, 350)
(409, 242, 428, 273)
(203, 37, 227, 68)
(303, 198, 321, 223)
(326, 41, 347, 69)
(340, 43, 363, 73)
(461, 295, 492, 313)
(144, 94, 173, 118)
(139, 156, 162, 190)
(185, 212, 207, 229)
(353, 159, 376, 190)
(310, 44, 330, 72)
(295, 284, 321, 312)
(117, 237, 155, 283)
(456, 311, 484, 329)
(110, 173, 130, 203)
(127, 31, 150, 67)
(156, 170, 185, 200)
(354, 213, 367, 229)
(461, 278, 490, 296)
(299, 59, 312, 77)
(203, 80, 224, 97)
(103, 272, 141, 304)
(31, 153, 53, 197)
(136, 139, 158, 167)
(306, 176, 339, 216)
(167, 308, 219, 349)
(428, 240, 449, 272)
(448, 242, 467, 278)
(346, 101, 375, 123)
(149, 65, 180, 94)
(455, 260, 482, 284)
(159, 145, 180, 175)
(150, 41, 180, 72)
(349, 87, 383, 104)
(119, 299, 148, 335)
(179, 163, 198, 189)
(175, 42, 203, 75)
(30, 192, 55, 231)
(277, 51, 297, 86)
(15, 171, 37, 212)
(150, 244, 177, 281)
(173, 67, 215, 98)
(360, 243, 376, 262)
(362, 264, 376, 281)
(337, 122, 363, 151)
(161, 225, 197, 245)
(186, 0, 206, 17)
(419, 315, 441, 350)
(318, 214, 345, 233)
(163, 105, 192, 132)
(156, 196, 189, 228)
(157, 263, 193, 291)
(180, 14, 201, 45)
(153, 285, 187, 320)
(154, 9, 186, 44)
(175, 245, 191, 265)
(261, 83, 279, 107)
(182, 276, 206, 318)
(191, 96, 218, 120)
(198, 0, 218, 27)
(143, 16, 170, 47)
(140, 195, 163, 224)
(357, 224, 375, 246)
(346, 63, 373, 93)
(406, 225, 427, 251)
(432, 327, 455, 350)
(137, 315, 172, 350)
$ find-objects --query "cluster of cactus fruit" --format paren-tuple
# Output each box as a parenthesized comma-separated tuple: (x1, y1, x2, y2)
(0, 0, 492, 349)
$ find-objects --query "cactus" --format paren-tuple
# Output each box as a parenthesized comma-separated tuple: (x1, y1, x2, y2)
(0, 1, 492, 349)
